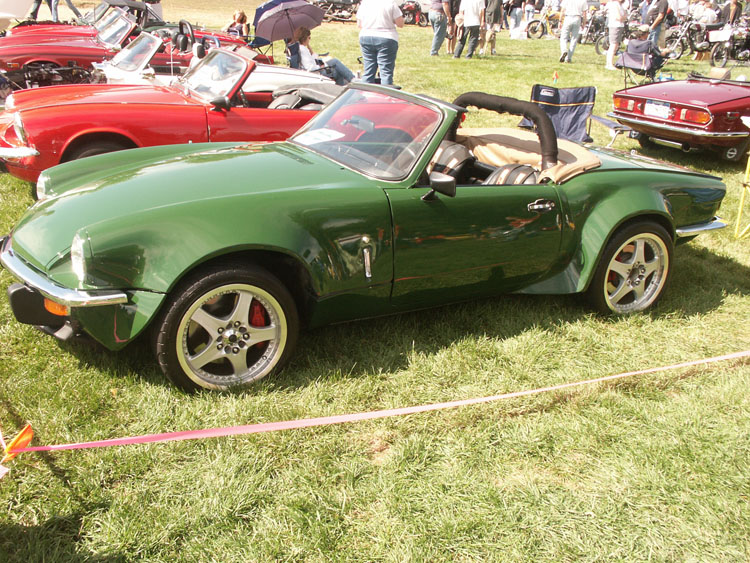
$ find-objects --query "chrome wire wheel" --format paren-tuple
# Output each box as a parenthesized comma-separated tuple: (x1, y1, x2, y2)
(175, 283, 288, 390)
(601, 233, 669, 313)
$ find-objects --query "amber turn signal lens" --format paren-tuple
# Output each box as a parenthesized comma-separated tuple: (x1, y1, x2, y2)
(680, 108, 711, 125)
(44, 299, 69, 317)
(613, 96, 634, 111)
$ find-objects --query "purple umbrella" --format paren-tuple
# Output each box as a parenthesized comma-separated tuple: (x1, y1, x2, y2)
(254, 0, 325, 42)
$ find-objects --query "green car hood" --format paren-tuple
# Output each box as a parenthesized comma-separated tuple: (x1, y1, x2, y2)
(12, 141, 362, 275)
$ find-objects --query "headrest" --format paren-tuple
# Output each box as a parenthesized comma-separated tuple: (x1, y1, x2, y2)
(173, 33, 188, 52)
(192, 43, 206, 59)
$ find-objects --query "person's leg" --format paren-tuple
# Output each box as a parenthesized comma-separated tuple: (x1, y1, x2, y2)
(453, 28, 467, 57)
(466, 25, 480, 57)
(479, 24, 487, 54)
(359, 36, 379, 83)
(647, 24, 660, 46)
(566, 17, 581, 61)
(28, 0, 42, 19)
(447, 22, 456, 53)
(50, 0, 58, 22)
(429, 11, 447, 55)
(327, 58, 354, 85)
(559, 18, 571, 59)
(377, 38, 398, 85)
(489, 27, 497, 54)
(63, 0, 82, 19)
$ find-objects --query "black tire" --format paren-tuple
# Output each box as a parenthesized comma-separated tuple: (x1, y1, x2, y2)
(636, 133, 655, 149)
(64, 140, 129, 162)
(404, 12, 415, 25)
(595, 34, 609, 56)
(586, 222, 673, 314)
(418, 13, 429, 27)
(153, 264, 299, 392)
(527, 20, 546, 39)
(711, 43, 729, 67)
(719, 140, 749, 162)
(665, 37, 684, 59)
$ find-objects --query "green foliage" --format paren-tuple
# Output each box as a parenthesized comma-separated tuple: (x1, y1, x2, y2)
(1, 16, 749, 562)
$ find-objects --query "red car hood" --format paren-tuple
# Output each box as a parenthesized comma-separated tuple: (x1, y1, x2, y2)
(7, 24, 96, 37)
(10, 84, 196, 111)
(0, 33, 101, 48)
(619, 79, 750, 107)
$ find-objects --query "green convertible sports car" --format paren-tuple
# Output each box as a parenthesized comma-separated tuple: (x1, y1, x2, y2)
(1, 85, 727, 391)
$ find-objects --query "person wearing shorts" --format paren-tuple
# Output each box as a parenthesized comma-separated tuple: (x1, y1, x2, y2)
(605, 0, 625, 70)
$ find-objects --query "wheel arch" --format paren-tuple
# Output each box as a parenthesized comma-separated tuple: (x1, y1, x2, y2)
(60, 131, 139, 162)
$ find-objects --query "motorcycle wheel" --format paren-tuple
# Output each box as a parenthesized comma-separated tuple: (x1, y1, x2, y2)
(665, 37, 684, 59)
(527, 20, 546, 39)
(595, 34, 609, 56)
(418, 13, 429, 26)
(404, 12, 415, 25)
(711, 43, 729, 67)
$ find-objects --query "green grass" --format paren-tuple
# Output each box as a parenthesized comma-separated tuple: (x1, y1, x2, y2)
(1, 11, 750, 562)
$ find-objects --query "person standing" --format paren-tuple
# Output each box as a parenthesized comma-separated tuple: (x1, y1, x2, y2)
(453, 0, 485, 57)
(605, 0, 626, 70)
(558, 0, 587, 62)
(480, 0, 503, 55)
(508, 0, 524, 38)
(447, 0, 462, 53)
(357, 0, 404, 85)
(429, 0, 452, 55)
(646, 0, 668, 46)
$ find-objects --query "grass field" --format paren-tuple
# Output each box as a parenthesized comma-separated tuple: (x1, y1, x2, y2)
(1, 4, 749, 561)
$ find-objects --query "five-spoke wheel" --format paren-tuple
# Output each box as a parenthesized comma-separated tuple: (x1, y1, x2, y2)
(587, 223, 673, 314)
(154, 265, 298, 391)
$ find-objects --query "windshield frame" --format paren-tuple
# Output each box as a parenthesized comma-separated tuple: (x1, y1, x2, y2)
(290, 85, 446, 183)
(108, 31, 161, 72)
(95, 10, 136, 48)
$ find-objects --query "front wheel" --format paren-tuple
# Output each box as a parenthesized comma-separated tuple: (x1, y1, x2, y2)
(595, 34, 609, 56)
(418, 12, 429, 26)
(527, 20, 546, 39)
(665, 37, 685, 59)
(586, 222, 673, 314)
(153, 264, 299, 391)
(64, 140, 130, 162)
(711, 43, 729, 67)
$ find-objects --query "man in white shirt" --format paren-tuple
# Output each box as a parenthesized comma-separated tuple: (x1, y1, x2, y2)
(453, 0, 485, 58)
(558, 0, 588, 63)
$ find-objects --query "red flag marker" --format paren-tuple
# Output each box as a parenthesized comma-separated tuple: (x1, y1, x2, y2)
(0, 423, 34, 478)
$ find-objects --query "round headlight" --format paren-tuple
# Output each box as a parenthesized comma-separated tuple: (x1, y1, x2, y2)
(13, 113, 28, 144)
(5, 94, 15, 111)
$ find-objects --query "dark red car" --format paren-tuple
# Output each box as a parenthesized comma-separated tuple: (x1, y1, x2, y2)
(609, 72, 750, 161)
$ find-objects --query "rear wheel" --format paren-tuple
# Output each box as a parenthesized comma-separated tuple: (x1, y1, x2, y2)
(527, 20, 546, 39)
(719, 140, 749, 162)
(587, 222, 673, 314)
(418, 13, 429, 26)
(153, 264, 299, 392)
(711, 43, 729, 67)
(636, 133, 655, 149)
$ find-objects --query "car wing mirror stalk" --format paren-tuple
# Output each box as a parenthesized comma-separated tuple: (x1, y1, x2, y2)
(422, 172, 456, 201)
(210, 96, 231, 112)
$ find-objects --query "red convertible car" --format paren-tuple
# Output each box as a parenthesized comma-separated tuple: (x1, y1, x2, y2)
(609, 72, 750, 161)
(0, 48, 334, 184)
(0, 8, 249, 74)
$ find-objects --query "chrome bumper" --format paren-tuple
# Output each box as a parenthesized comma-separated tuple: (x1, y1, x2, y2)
(676, 216, 726, 237)
(608, 113, 750, 139)
(0, 236, 128, 307)
(0, 146, 39, 160)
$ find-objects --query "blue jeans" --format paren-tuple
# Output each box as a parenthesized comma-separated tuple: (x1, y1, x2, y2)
(454, 25, 479, 57)
(560, 15, 582, 62)
(324, 58, 354, 85)
(429, 11, 447, 55)
(359, 35, 399, 85)
(648, 24, 661, 47)
(509, 8, 523, 32)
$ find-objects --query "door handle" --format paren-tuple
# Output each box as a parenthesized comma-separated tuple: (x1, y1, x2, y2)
(527, 198, 556, 213)
(362, 236, 372, 280)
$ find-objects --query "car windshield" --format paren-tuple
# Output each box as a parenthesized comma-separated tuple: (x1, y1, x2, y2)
(82, 1, 110, 25)
(96, 12, 134, 47)
(109, 32, 160, 71)
(291, 88, 443, 181)
(176, 50, 248, 101)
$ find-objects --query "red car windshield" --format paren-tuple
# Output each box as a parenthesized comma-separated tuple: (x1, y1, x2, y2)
(96, 12, 134, 47)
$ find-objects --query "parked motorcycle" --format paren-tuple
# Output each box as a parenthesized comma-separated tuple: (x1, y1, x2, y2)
(314, 0, 360, 23)
(400, 0, 428, 26)
(710, 19, 750, 67)
(527, 7, 560, 39)
(595, 21, 641, 56)
(579, 6, 606, 45)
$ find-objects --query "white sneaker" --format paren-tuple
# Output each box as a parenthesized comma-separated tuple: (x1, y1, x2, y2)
(605, 65, 617, 71)
(479, 48, 485, 55)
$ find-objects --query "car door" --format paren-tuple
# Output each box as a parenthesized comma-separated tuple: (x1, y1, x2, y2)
(385, 180, 563, 308)
(206, 107, 314, 143)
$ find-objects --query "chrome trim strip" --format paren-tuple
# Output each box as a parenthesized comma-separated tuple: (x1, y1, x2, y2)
(0, 236, 128, 307)
(607, 113, 750, 139)
(676, 216, 727, 237)
(0, 146, 40, 160)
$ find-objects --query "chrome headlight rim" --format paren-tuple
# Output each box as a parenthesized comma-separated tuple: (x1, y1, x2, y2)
(36, 172, 49, 201)
(13, 112, 28, 144)
(70, 230, 93, 286)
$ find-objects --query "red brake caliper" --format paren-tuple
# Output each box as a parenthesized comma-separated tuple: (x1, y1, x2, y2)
(250, 300, 268, 349)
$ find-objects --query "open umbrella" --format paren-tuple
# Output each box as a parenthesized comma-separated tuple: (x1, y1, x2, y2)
(253, 0, 325, 42)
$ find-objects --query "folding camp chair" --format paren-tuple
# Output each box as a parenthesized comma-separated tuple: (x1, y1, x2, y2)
(285, 41, 331, 77)
(519, 84, 630, 147)
(615, 44, 667, 88)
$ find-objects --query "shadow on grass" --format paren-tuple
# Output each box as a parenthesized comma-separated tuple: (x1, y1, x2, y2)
(0, 508, 126, 563)
(44, 241, 750, 393)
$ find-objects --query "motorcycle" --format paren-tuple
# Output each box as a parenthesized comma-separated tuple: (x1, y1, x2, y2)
(527, 7, 561, 39)
(710, 19, 750, 67)
(313, 0, 360, 23)
(595, 20, 641, 56)
(579, 6, 606, 45)
(400, 0, 428, 27)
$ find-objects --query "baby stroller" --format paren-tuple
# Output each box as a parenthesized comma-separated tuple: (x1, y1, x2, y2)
(615, 39, 668, 87)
